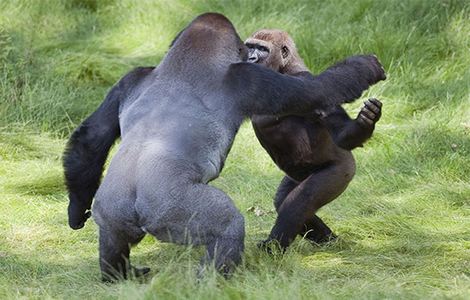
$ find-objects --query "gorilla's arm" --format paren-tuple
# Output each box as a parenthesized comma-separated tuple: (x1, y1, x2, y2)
(322, 106, 368, 150)
(227, 55, 385, 116)
(63, 67, 154, 230)
(63, 87, 120, 230)
(323, 99, 382, 150)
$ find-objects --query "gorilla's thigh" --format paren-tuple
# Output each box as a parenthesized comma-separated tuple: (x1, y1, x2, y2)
(93, 180, 143, 239)
(136, 181, 245, 273)
(136, 181, 242, 242)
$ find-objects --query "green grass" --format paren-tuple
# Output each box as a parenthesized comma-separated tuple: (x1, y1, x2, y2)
(1, 0, 469, 299)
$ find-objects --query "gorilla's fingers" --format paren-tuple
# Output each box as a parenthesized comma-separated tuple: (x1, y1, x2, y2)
(365, 100, 381, 114)
(368, 98, 382, 108)
(370, 55, 386, 81)
(68, 202, 91, 229)
(69, 221, 85, 230)
(361, 107, 376, 120)
(358, 114, 374, 126)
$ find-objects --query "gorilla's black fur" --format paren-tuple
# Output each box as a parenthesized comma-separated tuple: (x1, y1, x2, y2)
(63, 13, 385, 281)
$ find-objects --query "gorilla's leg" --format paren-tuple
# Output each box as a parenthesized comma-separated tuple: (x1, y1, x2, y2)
(273, 176, 336, 244)
(99, 227, 148, 282)
(300, 215, 337, 243)
(137, 179, 245, 277)
(179, 184, 245, 277)
(273, 176, 299, 212)
(91, 146, 150, 282)
(266, 151, 355, 249)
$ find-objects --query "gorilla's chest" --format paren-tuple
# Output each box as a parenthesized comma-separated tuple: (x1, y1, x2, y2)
(253, 116, 336, 168)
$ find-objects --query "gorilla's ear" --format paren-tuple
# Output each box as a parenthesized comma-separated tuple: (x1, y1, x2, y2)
(281, 46, 290, 59)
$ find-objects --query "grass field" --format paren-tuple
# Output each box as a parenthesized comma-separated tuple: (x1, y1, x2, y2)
(0, 0, 469, 299)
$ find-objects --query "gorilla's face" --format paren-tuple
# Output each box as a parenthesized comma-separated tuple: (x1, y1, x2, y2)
(245, 38, 286, 72)
(246, 41, 271, 65)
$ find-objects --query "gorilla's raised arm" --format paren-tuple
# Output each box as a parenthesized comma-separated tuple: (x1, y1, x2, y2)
(227, 55, 385, 116)
(63, 67, 154, 229)
(323, 99, 382, 150)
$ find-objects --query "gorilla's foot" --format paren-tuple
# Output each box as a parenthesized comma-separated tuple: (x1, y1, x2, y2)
(101, 266, 151, 283)
(300, 216, 338, 245)
(257, 239, 285, 255)
(303, 230, 338, 245)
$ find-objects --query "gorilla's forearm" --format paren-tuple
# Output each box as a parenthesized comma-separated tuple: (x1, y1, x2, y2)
(332, 122, 374, 150)
(63, 88, 121, 229)
(227, 55, 385, 117)
(324, 99, 382, 150)
(312, 55, 386, 104)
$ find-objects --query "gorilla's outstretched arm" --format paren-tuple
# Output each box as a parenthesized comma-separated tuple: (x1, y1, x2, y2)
(227, 55, 385, 116)
(63, 67, 154, 229)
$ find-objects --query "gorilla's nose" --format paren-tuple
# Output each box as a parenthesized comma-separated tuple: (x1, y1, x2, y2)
(248, 54, 259, 63)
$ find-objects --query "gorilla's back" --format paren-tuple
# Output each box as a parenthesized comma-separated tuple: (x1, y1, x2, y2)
(116, 77, 240, 185)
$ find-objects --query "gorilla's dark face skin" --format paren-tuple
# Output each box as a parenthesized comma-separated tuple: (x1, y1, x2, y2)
(63, 13, 385, 281)
(245, 30, 384, 251)
(246, 42, 270, 64)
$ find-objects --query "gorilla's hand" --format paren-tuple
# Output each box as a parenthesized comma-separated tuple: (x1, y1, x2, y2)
(68, 196, 92, 229)
(357, 98, 382, 128)
(345, 55, 386, 85)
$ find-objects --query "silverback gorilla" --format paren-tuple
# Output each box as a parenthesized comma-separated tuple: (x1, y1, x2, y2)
(63, 13, 386, 281)
(245, 29, 384, 250)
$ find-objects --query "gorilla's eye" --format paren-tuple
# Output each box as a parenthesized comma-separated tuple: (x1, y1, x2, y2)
(258, 45, 269, 53)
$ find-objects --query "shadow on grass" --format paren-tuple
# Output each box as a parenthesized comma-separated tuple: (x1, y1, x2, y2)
(4, 173, 64, 197)
(0, 251, 101, 287)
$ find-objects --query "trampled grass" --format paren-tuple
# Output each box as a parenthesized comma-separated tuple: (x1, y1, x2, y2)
(0, 0, 469, 299)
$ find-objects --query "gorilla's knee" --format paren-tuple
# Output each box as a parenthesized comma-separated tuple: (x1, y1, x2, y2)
(338, 151, 356, 183)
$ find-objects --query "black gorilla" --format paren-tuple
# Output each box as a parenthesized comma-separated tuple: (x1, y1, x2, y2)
(63, 13, 386, 281)
(245, 29, 384, 250)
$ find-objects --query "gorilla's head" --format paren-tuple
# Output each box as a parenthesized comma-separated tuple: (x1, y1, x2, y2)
(166, 13, 248, 68)
(245, 29, 307, 74)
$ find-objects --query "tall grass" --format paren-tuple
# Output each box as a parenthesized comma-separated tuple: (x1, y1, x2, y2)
(0, 0, 469, 299)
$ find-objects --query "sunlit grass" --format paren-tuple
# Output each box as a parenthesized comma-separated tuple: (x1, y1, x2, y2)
(0, 0, 469, 299)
